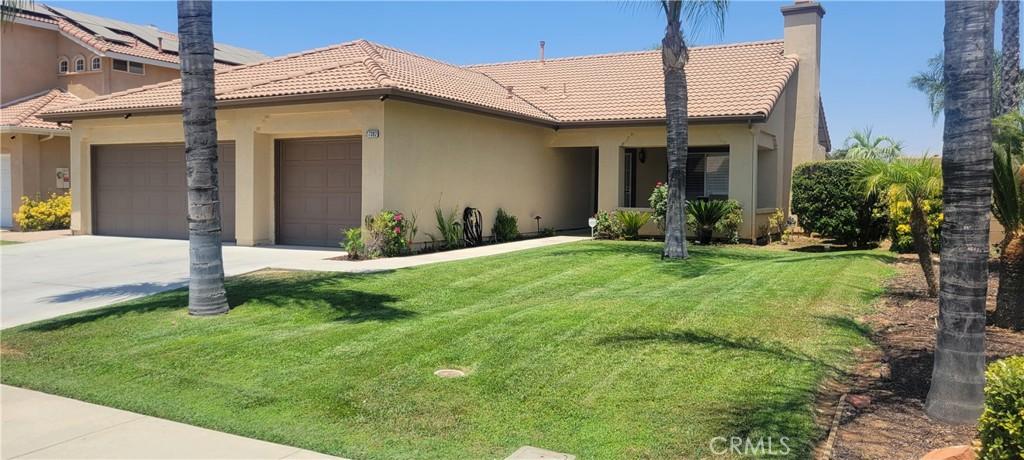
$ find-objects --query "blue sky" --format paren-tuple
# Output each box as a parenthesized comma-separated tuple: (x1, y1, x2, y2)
(46, 1, 1019, 155)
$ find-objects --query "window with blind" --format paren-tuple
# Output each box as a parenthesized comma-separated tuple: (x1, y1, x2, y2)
(685, 146, 730, 200)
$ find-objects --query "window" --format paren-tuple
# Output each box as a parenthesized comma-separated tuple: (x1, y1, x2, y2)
(74, 57, 85, 72)
(91, 57, 101, 71)
(112, 59, 144, 75)
(57, 57, 69, 74)
(685, 146, 730, 200)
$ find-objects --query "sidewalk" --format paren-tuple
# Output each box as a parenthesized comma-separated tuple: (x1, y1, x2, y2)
(1, 385, 343, 460)
(0, 229, 70, 244)
(272, 235, 591, 273)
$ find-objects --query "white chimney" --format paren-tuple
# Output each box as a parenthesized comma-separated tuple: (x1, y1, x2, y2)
(157, 37, 164, 53)
(782, 1, 825, 162)
(539, 40, 546, 65)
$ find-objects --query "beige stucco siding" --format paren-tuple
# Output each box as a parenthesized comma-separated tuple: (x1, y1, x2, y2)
(0, 134, 70, 229)
(1, 23, 59, 101)
(381, 101, 593, 238)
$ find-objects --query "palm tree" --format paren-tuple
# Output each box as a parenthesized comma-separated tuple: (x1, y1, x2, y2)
(924, 0, 996, 425)
(860, 157, 943, 296)
(910, 53, 946, 123)
(911, 50, 1016, 122)
(178, 0, 228, 316)
(1001, 0, 1021, 115)
(660, 0, 728, 259)
(992, 112, 1024, 329)
(831, 128, 904, 161)
(0, 0, 31, 26)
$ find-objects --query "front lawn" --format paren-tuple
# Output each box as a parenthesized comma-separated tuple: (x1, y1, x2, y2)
(1, 242, 893, 459)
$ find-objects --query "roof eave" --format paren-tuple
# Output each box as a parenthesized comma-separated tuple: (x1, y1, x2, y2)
(0, 125, 72, 136)
(556, 114, 767, 129)
(40, 87, 561, 127)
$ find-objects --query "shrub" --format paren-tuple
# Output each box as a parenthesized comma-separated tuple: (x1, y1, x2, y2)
(364, 210, 415, 258)
(716, 200, 744, 244)
(341, 227, 365, 260)
(791, 161, 886, 246)
(649, 182, 668, 230)
(979, 356, 1024, 459)
(687, 200, 731, 244)
(492, 208, 520, 242)
(593, 210, 621, 240)
(615, 210, 651, 240)
(14, 193, 71, 231)
(887, 198, 942, 253)
(429, 207, 462, 250)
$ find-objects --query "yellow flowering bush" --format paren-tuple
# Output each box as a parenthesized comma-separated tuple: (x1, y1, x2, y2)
(887, 197, 942, 253)
(13, 193, 71, 231)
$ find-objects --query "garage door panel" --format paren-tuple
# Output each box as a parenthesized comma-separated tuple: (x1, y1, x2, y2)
(277, 138, 361, 247)
(93, 143, 235, 241)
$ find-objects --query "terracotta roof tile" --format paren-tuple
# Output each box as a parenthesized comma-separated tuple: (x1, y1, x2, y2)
(1, 89, 80, 131)
(45, 40, 556, 122)
(44, 40, 797, 126)
(470, 40, 797, 122)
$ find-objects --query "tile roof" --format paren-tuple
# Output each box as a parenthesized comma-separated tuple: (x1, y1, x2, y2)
(470, 40, 797, 122)
(44, 40, 557, 122)
(43, 39, 799, 127)
(1, 90, 80, 132)
(9, 3, 267, 66)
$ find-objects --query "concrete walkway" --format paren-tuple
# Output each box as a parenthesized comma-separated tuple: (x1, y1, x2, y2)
(0, 229, 70, 243)
(272, 235, 589, 273)
(1, 385, 342, 459)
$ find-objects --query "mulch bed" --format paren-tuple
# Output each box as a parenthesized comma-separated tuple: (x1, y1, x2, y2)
(828, 254, 1024, 460)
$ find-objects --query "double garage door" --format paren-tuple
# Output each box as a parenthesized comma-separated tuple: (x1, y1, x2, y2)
(91, 138, 360, 247)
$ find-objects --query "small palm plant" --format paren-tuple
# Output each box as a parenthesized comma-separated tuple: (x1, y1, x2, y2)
(686, 199, 731, 244)
(859, 157, 943, 296)
(831, 128, 904, 161)
(615, 210, 651, 240)
(992, 112, 1024, 329)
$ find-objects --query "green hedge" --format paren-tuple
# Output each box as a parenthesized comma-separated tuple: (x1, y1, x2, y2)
(979, 356, 1024, 459)
(791, 161, 886, 246)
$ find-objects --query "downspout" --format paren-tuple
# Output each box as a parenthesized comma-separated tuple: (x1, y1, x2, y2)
(749, 125, 759, 242)
(40, 134, 55, 142)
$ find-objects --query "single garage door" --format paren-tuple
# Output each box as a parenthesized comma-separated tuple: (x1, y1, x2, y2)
(92, 143, 235, 241)
(277, 137, 361, 247)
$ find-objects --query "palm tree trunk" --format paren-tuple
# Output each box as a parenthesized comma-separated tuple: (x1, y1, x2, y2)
(178, 0, 228, 316)
(1002, 0, 1021, 114)
(909, 204, 939, 297)
(662, 0, 689, 259)
(994, 234, 1024, 329)
(925, 0, 996, 425)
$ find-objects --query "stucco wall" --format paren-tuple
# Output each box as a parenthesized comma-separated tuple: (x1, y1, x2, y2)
(0, 134, 71, 229)
(1, 23, 59, 101)
(382, 101, 594, 238)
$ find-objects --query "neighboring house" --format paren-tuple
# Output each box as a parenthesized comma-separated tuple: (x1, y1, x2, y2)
(41, 1, 828, 247)
(0, 3, 266, 229)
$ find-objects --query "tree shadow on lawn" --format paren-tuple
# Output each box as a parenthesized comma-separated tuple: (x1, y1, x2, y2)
(597, 327, 843, 372)
(22, 270, 413, 332)
(541, 242, 790, 279)
(598, 327, 839, 457)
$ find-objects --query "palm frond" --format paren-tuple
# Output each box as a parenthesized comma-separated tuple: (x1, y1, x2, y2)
(1, 0, 34, 27)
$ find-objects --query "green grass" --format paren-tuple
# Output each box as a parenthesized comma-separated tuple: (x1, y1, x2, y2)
(0, 239, 22, 245)
(1, 242, 893, 459)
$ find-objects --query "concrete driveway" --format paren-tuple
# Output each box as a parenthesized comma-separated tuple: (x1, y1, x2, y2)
(0, 236, 338, 328)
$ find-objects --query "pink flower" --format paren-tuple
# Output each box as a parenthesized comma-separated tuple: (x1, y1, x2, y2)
(394, 214, 403, 222)
(394, 227, 401, 234)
